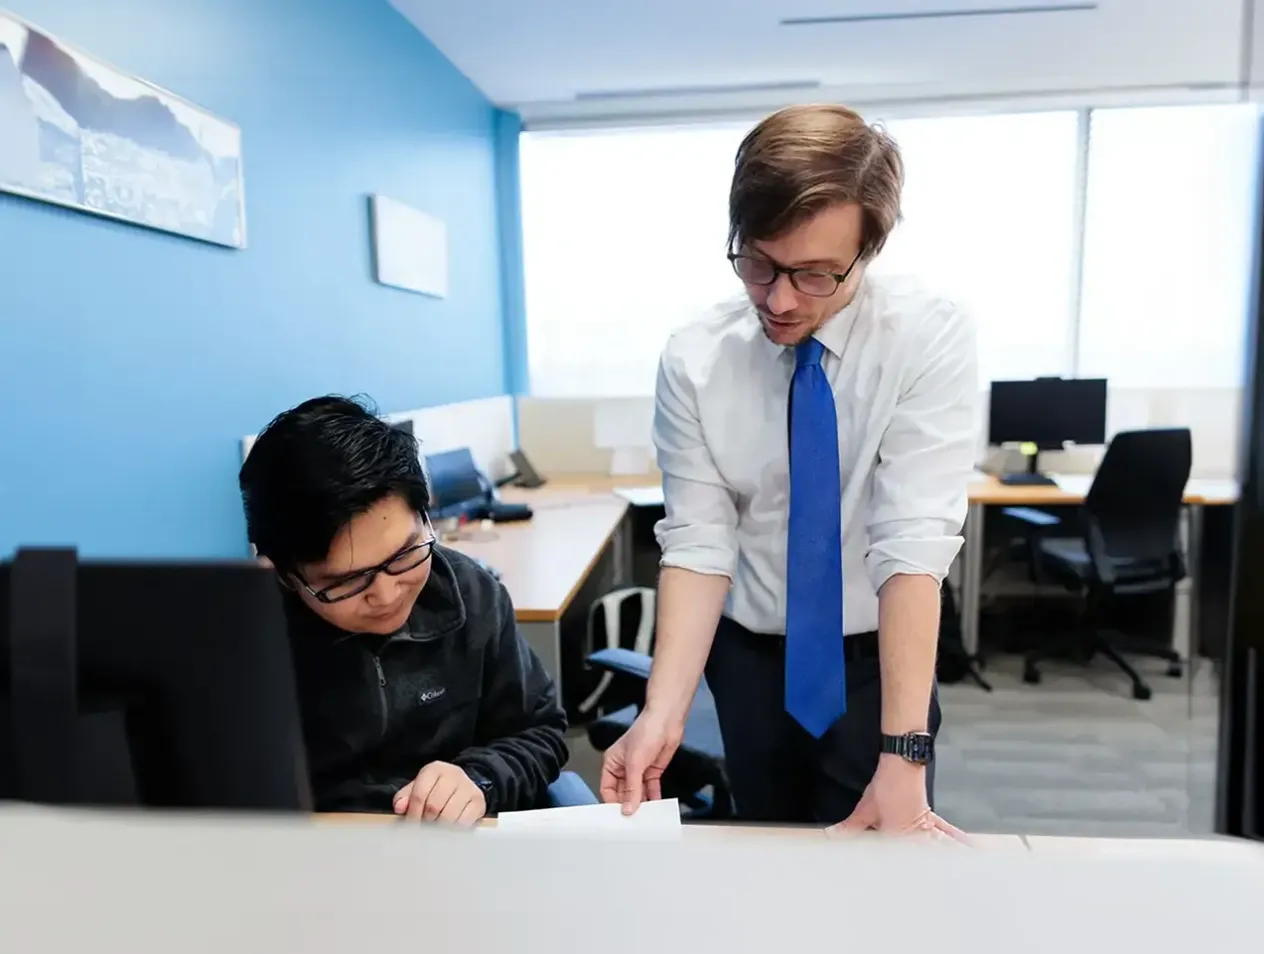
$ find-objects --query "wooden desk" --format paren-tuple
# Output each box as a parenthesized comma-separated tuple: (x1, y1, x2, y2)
(506, 472, 1242, 662)
(959, 474, 1238, 656)
(538, 473, 1240, 508)
(443, 492, 628, 623)
(439, 485, 632, 695)
(966, 473, 1239, 507)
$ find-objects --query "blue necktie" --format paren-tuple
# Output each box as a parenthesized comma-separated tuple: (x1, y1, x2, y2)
(785, 337, 846, 738)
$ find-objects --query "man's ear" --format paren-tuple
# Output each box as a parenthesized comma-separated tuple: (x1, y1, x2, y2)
(260, 558, 299, 592)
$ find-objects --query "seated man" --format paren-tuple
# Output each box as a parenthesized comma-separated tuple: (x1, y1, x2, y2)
(238, 395, 568, 823)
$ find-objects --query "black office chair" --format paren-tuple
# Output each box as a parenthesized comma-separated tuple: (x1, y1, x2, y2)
(1014, 428, 1191, 700)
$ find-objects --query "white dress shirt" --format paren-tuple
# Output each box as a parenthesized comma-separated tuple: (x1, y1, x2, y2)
(652, 271, 978, 636)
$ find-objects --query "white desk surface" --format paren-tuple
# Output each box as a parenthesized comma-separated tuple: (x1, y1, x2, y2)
(4, 805, 1262, 953)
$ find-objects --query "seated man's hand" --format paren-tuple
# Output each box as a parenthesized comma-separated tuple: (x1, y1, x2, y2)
(393, 761, 486, 826)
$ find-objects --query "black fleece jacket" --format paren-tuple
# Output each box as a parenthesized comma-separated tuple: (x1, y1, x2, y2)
(284, 545, 568, 814)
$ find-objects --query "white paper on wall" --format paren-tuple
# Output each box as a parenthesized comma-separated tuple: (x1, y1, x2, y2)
(609, 446, 653, 475)
(593, 398, 654, 449)
(370, 195, 448, 298)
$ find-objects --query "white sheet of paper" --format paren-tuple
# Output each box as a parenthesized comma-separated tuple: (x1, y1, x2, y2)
(488, 798, 682, 839)
(614, 486, 665, 507)
(1051, 473, 1093, 495)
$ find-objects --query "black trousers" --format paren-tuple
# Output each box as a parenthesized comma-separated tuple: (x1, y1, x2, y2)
(704, 615, 941, 825)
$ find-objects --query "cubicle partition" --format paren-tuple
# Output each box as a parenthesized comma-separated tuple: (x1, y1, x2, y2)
(516, 389, 1243, 483)
(240, 394, 518, 481)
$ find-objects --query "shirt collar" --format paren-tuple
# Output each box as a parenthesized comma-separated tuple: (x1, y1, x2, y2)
(754, 273, 869, 363)
(813, 272, 868, 359)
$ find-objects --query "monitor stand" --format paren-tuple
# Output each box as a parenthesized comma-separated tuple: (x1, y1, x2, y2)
(998, 448, 1057, 487)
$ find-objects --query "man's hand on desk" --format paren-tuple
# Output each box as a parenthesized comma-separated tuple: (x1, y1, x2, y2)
(393, 762, 486, 826)
(829, 756, 969, 844)
(599, 710, 684, 814)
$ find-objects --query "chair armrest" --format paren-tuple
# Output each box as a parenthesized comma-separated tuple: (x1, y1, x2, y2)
(586, 647, 652, 682)
(1002, 507, 1061, 528)
(545, 771, 599, 807)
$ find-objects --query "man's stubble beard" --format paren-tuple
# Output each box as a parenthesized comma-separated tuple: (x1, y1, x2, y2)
(755, 302, 845, 347)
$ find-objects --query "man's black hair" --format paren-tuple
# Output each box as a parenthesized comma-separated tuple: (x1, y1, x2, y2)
(239, 394, 430, 572)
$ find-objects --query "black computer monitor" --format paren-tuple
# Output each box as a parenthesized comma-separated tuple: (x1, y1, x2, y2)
(987, 377, 1108, 484)
(989, 378, 1108, 448)
(0, 551, 311, 811)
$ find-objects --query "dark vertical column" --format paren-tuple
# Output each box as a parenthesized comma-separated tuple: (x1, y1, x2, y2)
(1215, 116, 1264, 840)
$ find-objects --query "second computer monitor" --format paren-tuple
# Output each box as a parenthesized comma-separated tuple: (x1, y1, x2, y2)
(0, 555, 311, 811)
(988, 377, 1108, 449)
(425, 448, 487, 516)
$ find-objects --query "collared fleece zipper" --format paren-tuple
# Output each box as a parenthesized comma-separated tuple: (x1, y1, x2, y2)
(372, 654, 388, 738)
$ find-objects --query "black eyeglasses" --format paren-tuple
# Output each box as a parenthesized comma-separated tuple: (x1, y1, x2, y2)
(295, 537, 436, 604)
(727, 250, 861, 298)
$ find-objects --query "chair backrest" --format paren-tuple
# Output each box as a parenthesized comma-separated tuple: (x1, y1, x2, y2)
(1084, 428, 1192, 564)
(578, 587, 656, 715)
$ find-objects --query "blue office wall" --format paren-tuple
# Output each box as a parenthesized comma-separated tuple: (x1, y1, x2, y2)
(0, 0, 511, 558)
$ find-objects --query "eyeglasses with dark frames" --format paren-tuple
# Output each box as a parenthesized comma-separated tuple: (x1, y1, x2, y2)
(295, 536, 436, 604)
(727, 250, 862, 298)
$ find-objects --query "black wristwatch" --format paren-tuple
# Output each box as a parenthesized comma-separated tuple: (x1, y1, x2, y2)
(880, 731, 935, 765)
(465, 769, 497, 811)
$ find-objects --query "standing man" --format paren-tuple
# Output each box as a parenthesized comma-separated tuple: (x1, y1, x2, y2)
(599, 104, 976, 836)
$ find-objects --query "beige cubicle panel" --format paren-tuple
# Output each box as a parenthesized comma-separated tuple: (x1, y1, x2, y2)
(516, 396, 662, 480)
(517, 388, 1243, 481)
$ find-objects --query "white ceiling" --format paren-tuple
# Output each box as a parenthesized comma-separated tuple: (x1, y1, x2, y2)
(390, 0, 1262, 125)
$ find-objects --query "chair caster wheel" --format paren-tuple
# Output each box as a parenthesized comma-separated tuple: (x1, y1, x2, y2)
(1166, 663, 1183, 678)
(1133, 684, 1152, 701)
(1023, 667, 1041, 685)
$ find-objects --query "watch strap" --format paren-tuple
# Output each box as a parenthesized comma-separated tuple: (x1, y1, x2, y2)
(880, 731, 934, 764)
(461, 766, 498, 814)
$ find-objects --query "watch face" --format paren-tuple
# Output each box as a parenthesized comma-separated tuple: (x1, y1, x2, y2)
(905, 733, 934, 764)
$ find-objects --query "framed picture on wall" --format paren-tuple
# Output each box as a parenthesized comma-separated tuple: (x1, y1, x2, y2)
(0, 9, 246, 248)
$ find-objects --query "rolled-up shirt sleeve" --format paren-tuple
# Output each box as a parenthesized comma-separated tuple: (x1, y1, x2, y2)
(865, 302, 978, 592)
(652, 343, 739, 578)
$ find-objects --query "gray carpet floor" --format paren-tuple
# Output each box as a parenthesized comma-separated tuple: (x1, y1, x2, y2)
(565, 654, 1220, 838)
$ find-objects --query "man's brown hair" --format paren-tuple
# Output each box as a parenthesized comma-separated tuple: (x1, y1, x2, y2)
(728, 104, 904, 260)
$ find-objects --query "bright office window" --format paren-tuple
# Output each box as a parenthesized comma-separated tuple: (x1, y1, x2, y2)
(519, 111, 1082, 397)
(1077, 104, 1261, 389)
(519, 123, 748, 397)
(872, 111, 1082, 384)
